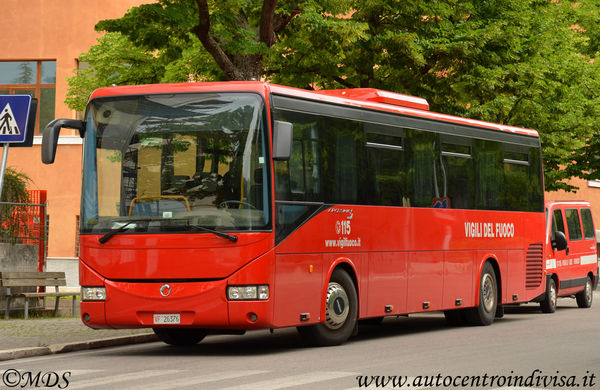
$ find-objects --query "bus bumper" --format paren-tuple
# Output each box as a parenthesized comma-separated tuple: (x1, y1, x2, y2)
(81, 280, 274, 330)
(80, 253, 275, 330)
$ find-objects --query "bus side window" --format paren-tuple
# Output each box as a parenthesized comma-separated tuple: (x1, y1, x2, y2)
(273, 116, 322, 203)
(503, 144, 530, 211)
(289, 139, 306, 195)
(404, 128, 439, 208)
(365, 124, 405, 206)
(441, 135, 473, 209)
(473, 139, 503, 210)
(274, 151, 305, 198)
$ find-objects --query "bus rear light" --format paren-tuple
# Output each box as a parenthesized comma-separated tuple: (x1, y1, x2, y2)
(81, 287, 106, 301)
(227, 285, 269, 301)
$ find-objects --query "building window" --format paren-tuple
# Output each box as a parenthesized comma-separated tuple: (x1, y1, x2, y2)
(0, 60, 56, 134)
(588, 179, 600, 188)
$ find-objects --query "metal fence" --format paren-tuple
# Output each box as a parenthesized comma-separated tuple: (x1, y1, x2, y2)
(0, 190, 48, 271)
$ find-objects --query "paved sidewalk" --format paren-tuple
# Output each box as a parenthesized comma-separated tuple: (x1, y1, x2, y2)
(0, 316, 157, 361)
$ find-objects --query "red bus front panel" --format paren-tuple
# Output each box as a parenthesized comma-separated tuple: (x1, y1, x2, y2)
(79, 235, 277, 330)
(79, 233, 272, 281)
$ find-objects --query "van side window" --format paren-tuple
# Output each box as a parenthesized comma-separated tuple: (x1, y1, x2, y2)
(580, 208, 595, 240)
(565, 208, 582, 241)
(552, 209, 565, 239)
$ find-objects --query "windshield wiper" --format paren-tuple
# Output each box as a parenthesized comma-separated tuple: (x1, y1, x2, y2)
(99, 219, 146, 244)
(188, 223, 238, 243)
(98, 219, 238, 244)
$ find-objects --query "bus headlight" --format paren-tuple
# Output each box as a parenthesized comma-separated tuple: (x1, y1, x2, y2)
(81, 287, 106, 301)
(227, 285, 269, 300)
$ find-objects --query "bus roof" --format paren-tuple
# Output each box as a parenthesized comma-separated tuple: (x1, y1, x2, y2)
(89, 81, 539, 138)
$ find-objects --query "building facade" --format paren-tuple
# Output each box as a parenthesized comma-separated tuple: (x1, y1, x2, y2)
(0, 1, 149, 274)
(546, 177, 600, 236)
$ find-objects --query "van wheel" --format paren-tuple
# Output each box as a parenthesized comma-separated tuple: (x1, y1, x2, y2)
(297, 269, 358, 346)
(153, 328, 208, 346)
(576, 276, 593, 308)
(466, 262, 497, 326)
(540, 278, 557, 313)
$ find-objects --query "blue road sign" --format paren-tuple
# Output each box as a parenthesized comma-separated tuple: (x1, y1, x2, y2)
(0, 95, 32, 143)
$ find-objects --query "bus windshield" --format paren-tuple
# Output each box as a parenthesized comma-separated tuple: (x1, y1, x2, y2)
(80, 92, 271, 235)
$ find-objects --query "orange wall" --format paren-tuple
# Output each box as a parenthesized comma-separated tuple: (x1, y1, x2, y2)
(7, 143, 82, 257)
(1, 0, 150, 120)
(1, 0, 151, 257)
(545, 177, 600, 234)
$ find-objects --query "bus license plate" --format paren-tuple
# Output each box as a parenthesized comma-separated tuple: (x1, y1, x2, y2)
(153, 314, 180, 324)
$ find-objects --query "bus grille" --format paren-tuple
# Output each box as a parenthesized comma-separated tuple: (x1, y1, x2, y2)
(525, 243, 543, 289)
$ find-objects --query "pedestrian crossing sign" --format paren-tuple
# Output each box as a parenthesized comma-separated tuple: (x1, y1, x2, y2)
(0, 95, 32, 143)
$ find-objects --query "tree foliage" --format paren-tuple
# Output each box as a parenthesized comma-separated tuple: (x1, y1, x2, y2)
(1, 168, 30, 204)
(65, 33, 164, 112)
(66, 0, 600, 191)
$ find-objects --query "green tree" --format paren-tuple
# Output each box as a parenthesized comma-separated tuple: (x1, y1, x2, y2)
(67, 0, 600, 191)
(65, 33, 164, 112)
(95, 0, 356, 81)
(271, 0, 600, 191)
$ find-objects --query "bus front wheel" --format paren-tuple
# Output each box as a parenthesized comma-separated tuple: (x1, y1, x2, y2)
(153, 328, 208, 346)
(297, 269, 358, 346)
(466, 262, 497, 326)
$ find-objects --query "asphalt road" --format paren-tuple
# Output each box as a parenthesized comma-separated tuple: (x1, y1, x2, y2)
(1, 292, 599, 390)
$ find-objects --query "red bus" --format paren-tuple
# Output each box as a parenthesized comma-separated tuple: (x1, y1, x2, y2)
(538, 201, 597, 312)
(42, 82, 547, 346)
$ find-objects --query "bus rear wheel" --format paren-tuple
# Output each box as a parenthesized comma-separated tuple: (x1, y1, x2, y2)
(297, 269, 358, 346)
(466, 262, 497, 326)
(575, 276, 593, 308)
(540, 277, 557, 313)
(153, 328, 208, 346)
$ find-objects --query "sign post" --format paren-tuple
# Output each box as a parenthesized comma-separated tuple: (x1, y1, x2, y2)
(0, 95, 35, 198)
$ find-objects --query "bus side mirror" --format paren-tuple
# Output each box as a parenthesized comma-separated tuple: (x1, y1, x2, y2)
(552, 231, 568, 251)
(272, 120, 293, 161)
(41, 119, 85, 164)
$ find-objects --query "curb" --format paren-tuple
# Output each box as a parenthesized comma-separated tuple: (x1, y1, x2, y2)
(0, 333, 158, 362)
